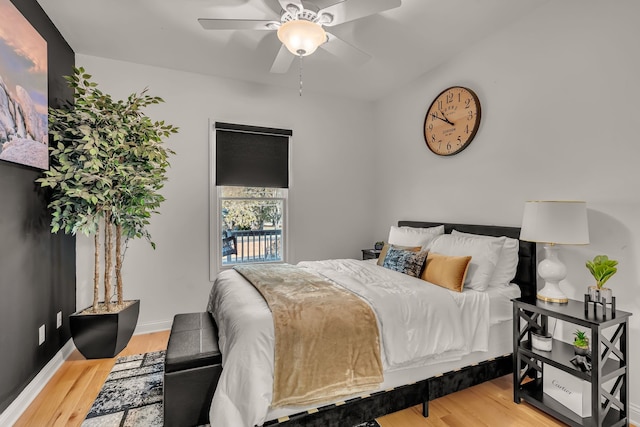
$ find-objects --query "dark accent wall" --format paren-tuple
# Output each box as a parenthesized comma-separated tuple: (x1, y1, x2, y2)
(0, 0, 75, 414)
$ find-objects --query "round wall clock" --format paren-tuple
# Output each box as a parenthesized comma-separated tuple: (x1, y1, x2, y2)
(423, 86, 481, 156)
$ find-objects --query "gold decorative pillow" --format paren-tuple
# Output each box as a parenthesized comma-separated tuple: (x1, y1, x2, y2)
(420, 252, 472, 292)
(377, 243, 421, 266)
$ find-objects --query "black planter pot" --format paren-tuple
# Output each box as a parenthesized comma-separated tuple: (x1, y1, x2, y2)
(70, 300, 140, 359)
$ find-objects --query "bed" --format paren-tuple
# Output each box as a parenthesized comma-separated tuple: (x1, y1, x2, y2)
(207, 221, 537, 427)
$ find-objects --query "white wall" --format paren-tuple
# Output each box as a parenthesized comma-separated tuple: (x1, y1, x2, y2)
(74, 54, 376, 330)
(373, 0, 640, 417)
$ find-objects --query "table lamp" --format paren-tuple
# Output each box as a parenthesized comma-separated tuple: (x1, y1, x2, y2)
(520, 201, 589, 303)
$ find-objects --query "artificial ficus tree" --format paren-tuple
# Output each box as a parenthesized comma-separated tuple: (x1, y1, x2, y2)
(37, 67, 178, 313)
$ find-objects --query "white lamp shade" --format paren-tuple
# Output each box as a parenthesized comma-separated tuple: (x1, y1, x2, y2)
(277, 20, 326, 56)
(520, 201, 589, 245)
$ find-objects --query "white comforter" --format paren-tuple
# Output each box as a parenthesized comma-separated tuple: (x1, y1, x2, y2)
(207, 259, 490, 427)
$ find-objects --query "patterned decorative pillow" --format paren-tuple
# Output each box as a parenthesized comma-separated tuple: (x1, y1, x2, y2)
(376, 243, 421, 266)
(382, 247, 428, 277)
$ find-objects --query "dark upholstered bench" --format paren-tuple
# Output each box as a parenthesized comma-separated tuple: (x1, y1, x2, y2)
(164, 312, 222, 427)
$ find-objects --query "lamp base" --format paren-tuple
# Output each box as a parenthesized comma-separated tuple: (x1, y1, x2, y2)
(537, 296, 569, 304)
(536, 245, 569, 304)
(537, 284, 569, 303)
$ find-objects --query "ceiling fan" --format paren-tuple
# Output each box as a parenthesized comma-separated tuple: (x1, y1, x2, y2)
(198, 0, 402, 73)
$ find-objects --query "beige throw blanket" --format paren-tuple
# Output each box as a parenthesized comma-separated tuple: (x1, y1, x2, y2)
(234, 264, 383, 407)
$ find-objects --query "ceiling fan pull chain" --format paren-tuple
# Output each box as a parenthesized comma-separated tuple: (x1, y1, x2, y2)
(298, 52, 304, 96)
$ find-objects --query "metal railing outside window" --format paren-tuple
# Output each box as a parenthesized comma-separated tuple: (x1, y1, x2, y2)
(222, 229, 282, 264)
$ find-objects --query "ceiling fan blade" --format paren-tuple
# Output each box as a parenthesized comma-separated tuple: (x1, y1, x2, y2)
(270, 44, 296, 73)
(321, 32, 370, 65)
(309, 0, 345, 10)
(319, 0, 401, 27)
(198, 18, 277, 30)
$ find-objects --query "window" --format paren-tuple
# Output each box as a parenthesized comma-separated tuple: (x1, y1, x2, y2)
(219, 186, 286, 265)
(210, 122, 291, 277)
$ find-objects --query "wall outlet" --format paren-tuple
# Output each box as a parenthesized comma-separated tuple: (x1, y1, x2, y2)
(38, 324, 45, 345)
(56, 311, 62, 329)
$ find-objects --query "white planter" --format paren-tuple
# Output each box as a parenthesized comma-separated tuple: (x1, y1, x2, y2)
(588, 285, 612, 303)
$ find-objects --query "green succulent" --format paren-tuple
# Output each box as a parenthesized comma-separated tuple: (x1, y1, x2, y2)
(585, 255, 618, 289)
(573, 330, 589, 348)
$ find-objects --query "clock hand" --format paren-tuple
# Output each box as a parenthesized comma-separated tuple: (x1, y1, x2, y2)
(430, 112, 454, 126)
(439, 110, 455, 126)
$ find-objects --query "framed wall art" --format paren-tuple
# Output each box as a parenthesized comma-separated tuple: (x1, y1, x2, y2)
(0, 0, 48, 170)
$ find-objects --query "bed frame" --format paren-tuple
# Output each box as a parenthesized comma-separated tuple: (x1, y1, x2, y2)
(261, 221, 537, 427)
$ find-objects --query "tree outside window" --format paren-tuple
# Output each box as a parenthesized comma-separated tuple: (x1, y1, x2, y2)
(219, 186, 285, 265)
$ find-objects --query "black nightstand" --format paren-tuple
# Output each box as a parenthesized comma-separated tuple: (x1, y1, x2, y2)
(513, 297, 632, 427)
(361, 249, 381, 260)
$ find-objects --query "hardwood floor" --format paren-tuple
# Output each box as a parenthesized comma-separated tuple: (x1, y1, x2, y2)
(376, 375, 566, 427)
(14, 332, 582, 426)
(14, 331, 171, 427)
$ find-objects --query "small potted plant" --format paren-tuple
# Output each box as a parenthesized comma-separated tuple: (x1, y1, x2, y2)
(573, 330, 589, 355)
(586, 255, 617, 303)
(374, 241, 384, 250)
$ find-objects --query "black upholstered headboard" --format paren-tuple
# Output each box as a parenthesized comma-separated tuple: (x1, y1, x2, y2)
(398, 221, 537, 300)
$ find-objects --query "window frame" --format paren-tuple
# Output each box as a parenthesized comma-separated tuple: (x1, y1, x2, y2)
(209, 121, 290, 280)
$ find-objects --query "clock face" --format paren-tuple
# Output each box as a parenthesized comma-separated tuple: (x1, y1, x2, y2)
(423, 86, 481, 156)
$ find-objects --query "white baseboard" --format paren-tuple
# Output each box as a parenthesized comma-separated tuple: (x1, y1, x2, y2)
(134, 318, 172, 335)
(630, 401, 640, 426)
(0, 339, 76, 427)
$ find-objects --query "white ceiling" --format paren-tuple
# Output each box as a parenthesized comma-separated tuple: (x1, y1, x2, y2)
(37, 0, 547, 101)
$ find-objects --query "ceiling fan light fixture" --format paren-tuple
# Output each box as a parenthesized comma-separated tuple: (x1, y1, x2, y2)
(277, 19, 326, 56)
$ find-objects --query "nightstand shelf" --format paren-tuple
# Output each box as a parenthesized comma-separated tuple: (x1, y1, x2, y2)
(519, 339, 623, 382)
(361, 249, 381, 260)
(513, 297, 632, 427)
(519, 380, 626, 427)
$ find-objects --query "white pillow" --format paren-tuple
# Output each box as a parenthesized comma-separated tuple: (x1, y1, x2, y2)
(452, 230, 519, 287)
(388, 225, 445, 250)
(429, 234, 503, 291)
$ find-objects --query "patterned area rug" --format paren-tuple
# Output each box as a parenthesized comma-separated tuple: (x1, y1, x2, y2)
(83, 350, 380, 426)
(82, 351, 165, 426)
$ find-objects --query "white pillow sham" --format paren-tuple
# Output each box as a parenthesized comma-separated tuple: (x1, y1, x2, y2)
(429, 233, 503, 291)
(451, 230, 519, 288)
(388, 225, 445, 250)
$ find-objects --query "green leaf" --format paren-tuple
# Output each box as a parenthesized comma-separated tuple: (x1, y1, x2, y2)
(42, 66, 178, 303)
(586, 254, 618, 287)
